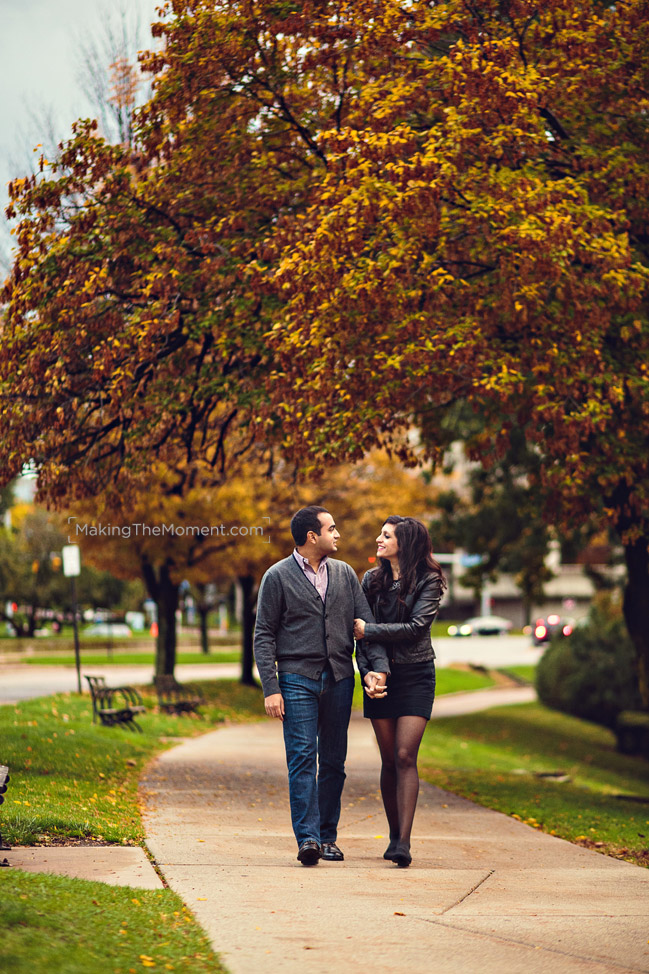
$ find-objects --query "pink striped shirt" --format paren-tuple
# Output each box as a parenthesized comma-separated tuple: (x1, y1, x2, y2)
(293, 549, 329, 602)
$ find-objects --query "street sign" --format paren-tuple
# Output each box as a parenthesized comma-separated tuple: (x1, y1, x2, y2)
(62, 545, 81, 577)
(62, 545, 82, 691)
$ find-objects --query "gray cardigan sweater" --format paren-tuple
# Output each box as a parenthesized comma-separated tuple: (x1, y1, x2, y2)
(254, 555, 390, 697)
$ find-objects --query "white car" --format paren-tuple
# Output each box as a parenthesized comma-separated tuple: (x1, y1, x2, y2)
(85, 622, 133, 637)
(448, 615, 514, 637)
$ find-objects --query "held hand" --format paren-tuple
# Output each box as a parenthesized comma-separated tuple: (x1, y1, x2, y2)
(363, 671, 388, 699)
(265, 692, 285, 721)
(353, 618, 366, 639)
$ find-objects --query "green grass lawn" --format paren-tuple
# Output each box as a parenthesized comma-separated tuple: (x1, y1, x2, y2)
(1, 681, 266, 846)
(1, 680, 266, 974)
(499, 664, 537, 684)
(2, 871, 226, 974)
(19, 650, 241, 666)
(420, 701, 649, 867)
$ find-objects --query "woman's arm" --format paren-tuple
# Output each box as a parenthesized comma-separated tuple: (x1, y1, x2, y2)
(350, 567, 390, 677)
(361, 574, 442, 643)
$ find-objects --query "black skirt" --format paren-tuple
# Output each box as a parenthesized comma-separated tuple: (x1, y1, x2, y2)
(362, 661, 436, 720)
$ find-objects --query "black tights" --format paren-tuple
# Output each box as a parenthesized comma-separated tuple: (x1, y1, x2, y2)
(371, 715, 428, 847)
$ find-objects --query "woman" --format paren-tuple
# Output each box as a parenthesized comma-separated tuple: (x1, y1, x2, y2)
(354, 516, 446, 868)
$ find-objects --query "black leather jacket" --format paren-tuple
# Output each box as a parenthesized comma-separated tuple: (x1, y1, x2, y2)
(356, 569, 441, 677)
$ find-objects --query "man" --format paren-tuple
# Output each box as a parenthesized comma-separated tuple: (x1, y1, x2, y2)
(254, 506, 389, 866)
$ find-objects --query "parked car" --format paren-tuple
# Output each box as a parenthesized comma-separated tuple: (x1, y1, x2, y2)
(532, 614, 574, 645)
(85, 622, 133, 637)
(447, 615, 514, 637)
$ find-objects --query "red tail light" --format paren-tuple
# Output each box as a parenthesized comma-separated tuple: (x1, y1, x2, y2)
(535, 625, 547, 639)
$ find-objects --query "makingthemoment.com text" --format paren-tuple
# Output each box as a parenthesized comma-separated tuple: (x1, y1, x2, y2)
(67, 518, 268, 540)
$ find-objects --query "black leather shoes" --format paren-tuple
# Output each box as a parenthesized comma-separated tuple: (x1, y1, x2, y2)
(321, 841, 344, 861)
(297, 840, 322, 866)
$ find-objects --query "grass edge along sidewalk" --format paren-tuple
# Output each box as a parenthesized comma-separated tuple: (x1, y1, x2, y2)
(2, 871, 228, 974)
(419, 699, 649, 868)
(2, 680, 266, 974)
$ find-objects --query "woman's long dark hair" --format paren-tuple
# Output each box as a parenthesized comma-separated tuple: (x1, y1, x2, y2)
(368, 516, 447, 604)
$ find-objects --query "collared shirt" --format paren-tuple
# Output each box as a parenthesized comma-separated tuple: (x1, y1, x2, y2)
(293, 549, 328, 603)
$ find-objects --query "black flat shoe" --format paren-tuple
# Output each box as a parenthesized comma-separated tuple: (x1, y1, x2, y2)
(383, 839, 399, 861)
(297, 840, 322, 866)
(321, 841, 344, 861)
(393, 843, 411, 868)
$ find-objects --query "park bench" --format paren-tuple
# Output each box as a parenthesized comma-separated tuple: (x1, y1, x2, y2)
(84, 675, 146, 732)
(0, 764, 11, 864)
(615, 710, 649, 757)
(154, 675, 204, 715)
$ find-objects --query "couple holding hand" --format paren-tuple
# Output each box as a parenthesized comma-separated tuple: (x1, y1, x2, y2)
(254, 506, 445, 869)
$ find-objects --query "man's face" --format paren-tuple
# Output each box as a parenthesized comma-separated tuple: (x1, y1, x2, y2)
(312, 512, 340, 556)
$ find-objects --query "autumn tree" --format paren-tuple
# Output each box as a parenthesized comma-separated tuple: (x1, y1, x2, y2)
(75, 0, 152, 148)
(0, 506, 70, 636)
(258, 0, 649, 702)
(0, 1, 340, 504)
(71, 457, 282, 676)
(3, 0, 649, 703)
(430, 431, 555, 625)
(0, 505, 129, 636)
(0, 0, 382, 668)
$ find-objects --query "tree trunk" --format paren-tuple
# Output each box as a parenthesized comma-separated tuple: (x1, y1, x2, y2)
(198, 605, 210, 655)
(193, 582, 210, 654)
(622, 535, 649, 708)
(141, 556, 180, 678)
(239, 574, 257, 687)
(27, 600, 39, 637)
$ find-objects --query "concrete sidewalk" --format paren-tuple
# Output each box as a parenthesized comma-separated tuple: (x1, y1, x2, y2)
(141, 704, 649, 974)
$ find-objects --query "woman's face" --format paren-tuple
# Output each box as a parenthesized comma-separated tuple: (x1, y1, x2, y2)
(376, 522, 399, 561)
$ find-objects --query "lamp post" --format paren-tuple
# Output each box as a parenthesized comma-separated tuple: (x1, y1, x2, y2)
(62, 545, 82, 693)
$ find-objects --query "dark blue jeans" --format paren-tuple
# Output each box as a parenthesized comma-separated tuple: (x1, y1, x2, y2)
(278, 667, 354, 847)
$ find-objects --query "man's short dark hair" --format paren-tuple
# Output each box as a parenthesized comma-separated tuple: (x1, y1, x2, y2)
(290, 506, 330, 546)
